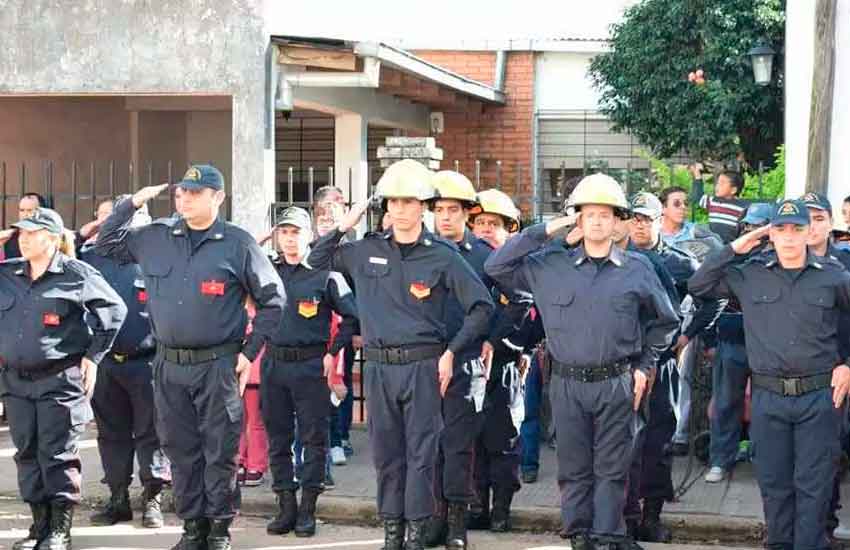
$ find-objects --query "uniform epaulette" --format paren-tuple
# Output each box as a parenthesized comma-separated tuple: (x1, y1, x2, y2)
(430, 235, 460, 251)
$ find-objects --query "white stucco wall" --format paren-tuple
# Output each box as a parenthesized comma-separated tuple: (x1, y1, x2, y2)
(535, 52, 604, 112)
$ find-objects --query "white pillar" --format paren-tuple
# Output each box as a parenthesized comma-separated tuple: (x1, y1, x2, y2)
(334, 113, 369, 233)
(828, 0, 850, 227)
(784, 0, 816, 199)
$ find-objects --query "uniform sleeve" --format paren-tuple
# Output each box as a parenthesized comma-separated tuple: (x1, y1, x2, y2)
(240, 241, 286, 362)
(835, 271, 850, 365)
(327, 272, 358, 356)
(489, 292, 533, 347)
(307, 229, 353, 275)
(484, 223, 549, 294)
(445, 254, 495, 355)
(81, 269, 128, 365)
(93, 196, 143, 264)
(637, 267, 680, 374)
(684, 297, 726, 340)
(688, 245, 741, 300)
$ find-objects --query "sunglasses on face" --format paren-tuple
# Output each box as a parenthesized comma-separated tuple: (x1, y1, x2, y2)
(670, 199, 689, 208)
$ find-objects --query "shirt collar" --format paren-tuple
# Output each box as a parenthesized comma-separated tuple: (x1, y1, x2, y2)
(457, 229, 476, 251)
(384, 224, 435, 248)
(15, 251, 65, 278)
(764, 251, 823, 270)
(171, 217, 226, 242)
(574, 242, 625, 267)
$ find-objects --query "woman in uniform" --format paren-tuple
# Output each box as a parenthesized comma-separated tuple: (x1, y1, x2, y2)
(0, 207, 126, 550)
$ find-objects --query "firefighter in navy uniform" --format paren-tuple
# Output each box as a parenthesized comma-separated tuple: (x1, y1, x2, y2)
(622, 192, 723, 542)
(95, 165, 285, 550)
(307, 159, 494, 550)
(485, 175, 679, 550)
(465, 188, 529, 536)
(690, 199, 850, 550)
(81, 202, 168, 529)
(262, 206, 357, 538)
(0, 208, 126, 550)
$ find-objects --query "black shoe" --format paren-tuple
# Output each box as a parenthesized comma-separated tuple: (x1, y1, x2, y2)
(294, 489, 319, 537)
(381, 518, 405, 550)
(489, 488, 514, 532)
(466, 487, 490, 530)
(445, 502, 468, 550)
(12, 502, 50, 550)
(405, 519, 426, 550)
(206, 518, 232, 550)
(421, 516, 447, 547)
(170, 518, 210, 550)
(666, 441, 689, 457)
(142, 485, 163, 529)
(40, 501, 74, 550)
(568, 533, 595, 550)
(637, 499, 672, 543)
(521, 470, 538, 484)
(267, 490, 298, 535)
(90, 488, 132, 526)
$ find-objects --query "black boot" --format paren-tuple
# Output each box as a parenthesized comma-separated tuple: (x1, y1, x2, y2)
(405, 519, 426, 550)
(489, 487, 514, 532)
(445, 502, 468, 550)
(638, 498, 671, 543)
(422, 499, 447, 547)
(90, 487, 132, 526)
(39, 501, 73, 550)
(170, 518, 209, 550)
(12, 502, 50, 550)
(294, 489, 319, 537)
(266, 491, 298, 535)
(206, 518, 233, 550)
(381, 518, 405, 550)
(567, 532, 595, 550)
(142, 485, 163, 529)
(466, 486, 490, 530)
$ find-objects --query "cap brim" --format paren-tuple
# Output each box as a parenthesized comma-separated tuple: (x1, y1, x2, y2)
(771, 216, 810, 226)
(804, 204, 829, 211)
(631, 207, 660, 219)
(275, 218, 308, 229)
(177, 180, 214, 190)
(11, 219, 57, 233)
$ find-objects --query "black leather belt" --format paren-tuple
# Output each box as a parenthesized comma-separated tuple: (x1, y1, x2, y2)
(111, 349, 156, 364)
(751, 372, 832, 397)
(269, 344, 327, 362)
(551, 359, 631, 383)
(364, 344, 445, 365)
(158, 342, 242, 365)
(12, 354, 84, 381)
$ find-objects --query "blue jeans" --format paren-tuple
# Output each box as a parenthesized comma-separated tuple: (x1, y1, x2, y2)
(709, 340, 749, 469)
(520, 353, 542, 474)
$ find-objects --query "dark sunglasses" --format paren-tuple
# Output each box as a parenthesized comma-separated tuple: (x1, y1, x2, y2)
(670, 199, 689, 208)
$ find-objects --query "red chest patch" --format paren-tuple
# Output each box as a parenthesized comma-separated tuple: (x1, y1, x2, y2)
(43, 313, 61, 326)
(137, 290, 148, 304)
(201, 281, 225, 296)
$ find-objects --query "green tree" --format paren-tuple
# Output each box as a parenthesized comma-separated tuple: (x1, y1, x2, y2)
(589, 0, 785, 167)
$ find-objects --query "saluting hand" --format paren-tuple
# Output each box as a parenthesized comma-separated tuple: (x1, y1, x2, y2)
(235, 353, 252, 397)
(438, 350, 454, 397)
(0, 228, 17, 245)
(730, 225, 770, 255)
(338, 200, 370, 233)
(545, 211, 579, 238)
(832, 364, 850, 408)
(633, 369, 648, 411)
(131, 183, 170, 209)
(81, 357, 98, 399)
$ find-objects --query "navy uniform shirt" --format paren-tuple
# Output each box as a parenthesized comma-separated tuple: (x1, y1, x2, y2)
(689, 245, 850, 377)
(307, 226, 494, 353)
(484, 223, 679, 373)
(94, 197, 285, 361)
(827, 245, 850, 360)
(271, 257, 358, 356)
(80, 245, 155, 357)
(0, 253, 127, 371)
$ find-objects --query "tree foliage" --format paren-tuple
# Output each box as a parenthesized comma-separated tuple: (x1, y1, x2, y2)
(589, 0, 785, 167)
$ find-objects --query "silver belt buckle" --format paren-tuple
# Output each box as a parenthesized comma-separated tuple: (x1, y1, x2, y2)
(782, 378, 802, 396)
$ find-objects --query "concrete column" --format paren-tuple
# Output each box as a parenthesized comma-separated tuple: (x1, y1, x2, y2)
(334, 113, 369, 232)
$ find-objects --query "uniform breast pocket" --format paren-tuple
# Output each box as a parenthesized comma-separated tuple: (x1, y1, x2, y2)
(552, 290, 575, 325)
(408, 271, 442, 304)
(359, 262, 391, 299)
(750, 287, 781, 310)
(0, 292, 15, 321)
(144, 264, 173, 298)
(612, 295, 640, 344)
(296, 293, 324, 319)
(41, 298, 73, 329)
(803, 287, 836, 325)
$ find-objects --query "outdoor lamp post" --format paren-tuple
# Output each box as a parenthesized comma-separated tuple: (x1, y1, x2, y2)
(748, 43, 776, 86)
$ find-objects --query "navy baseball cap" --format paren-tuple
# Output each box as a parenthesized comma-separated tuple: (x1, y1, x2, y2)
(801, 192, 832, 212)
(177, 164, 224, 191)
(771, 199, 810, 226)
(12, 207, 65, 235)
(742, 202, 772, 226)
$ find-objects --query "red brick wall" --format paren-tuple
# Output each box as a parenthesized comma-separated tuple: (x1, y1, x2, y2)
(413, 51, 535, 214)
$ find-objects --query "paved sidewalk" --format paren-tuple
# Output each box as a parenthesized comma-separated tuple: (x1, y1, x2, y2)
(0, 423, 846, 544)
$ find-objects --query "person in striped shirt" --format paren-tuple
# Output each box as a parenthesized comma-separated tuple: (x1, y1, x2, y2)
(693, 165, 749, 243)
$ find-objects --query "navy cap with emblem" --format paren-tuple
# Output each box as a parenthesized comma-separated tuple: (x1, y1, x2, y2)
(12, 207, 65, 235)
(177, 164, 225, 191)
(771, 199, 810, 226)
(801, 192, 832, 212)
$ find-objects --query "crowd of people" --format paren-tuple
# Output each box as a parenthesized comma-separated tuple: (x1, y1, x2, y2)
(1, 159, 850, 550)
